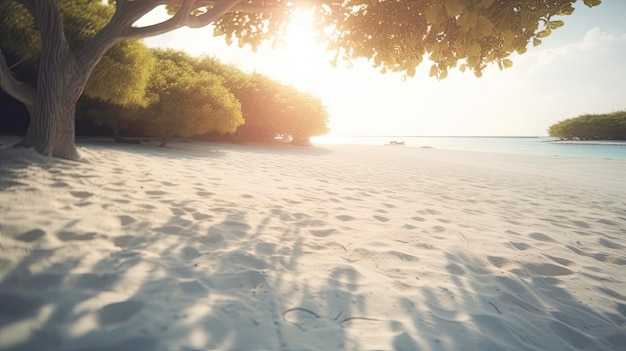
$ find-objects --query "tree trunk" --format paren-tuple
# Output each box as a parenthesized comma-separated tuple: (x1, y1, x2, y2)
(13, 0, 122, 160)
(14, 0, 81, 159)
(18, 73, 81, 159)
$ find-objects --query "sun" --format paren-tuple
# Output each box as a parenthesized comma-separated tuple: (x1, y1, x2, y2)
(280, 8, 323, 59)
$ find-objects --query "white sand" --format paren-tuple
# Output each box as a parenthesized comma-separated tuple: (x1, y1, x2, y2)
(1, 137, 625, 351)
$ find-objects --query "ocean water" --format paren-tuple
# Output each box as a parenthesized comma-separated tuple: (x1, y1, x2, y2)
(311, 136, 626, 160)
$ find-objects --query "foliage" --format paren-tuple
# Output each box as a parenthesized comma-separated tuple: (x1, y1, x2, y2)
(78, 49, 330, 143)
(128, 49, 244, 139)
(199, 67, 329, 142)
(216, 0, 602, 79)
(548, 111, 626, 140)
(0, 0, 154, 107)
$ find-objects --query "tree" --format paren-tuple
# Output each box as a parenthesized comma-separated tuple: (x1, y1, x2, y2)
(75, 49, 243, 142)
(0, 0, 154, 158)
(0, 0, 602, 159)
(281, 86, 329, 145)
(548, 111, 626, 140)
(131, 49, 243, 146)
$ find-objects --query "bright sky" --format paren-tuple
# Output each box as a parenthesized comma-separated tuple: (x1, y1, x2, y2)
(141, 1, 626, 136)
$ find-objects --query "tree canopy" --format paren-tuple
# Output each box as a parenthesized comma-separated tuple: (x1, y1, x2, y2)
(548, 111, 626, 140)
(131, 49, 244, 144)
(75, 49, 329, 145)
(215, 0, 603, 78)
(212, 71, 328, 143)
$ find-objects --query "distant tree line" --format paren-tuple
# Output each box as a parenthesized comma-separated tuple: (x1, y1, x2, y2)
(548, 111, 626, 141)
(1, 1, 329, 146)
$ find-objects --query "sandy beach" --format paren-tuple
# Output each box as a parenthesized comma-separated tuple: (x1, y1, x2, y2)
(1, 137, 625, 351)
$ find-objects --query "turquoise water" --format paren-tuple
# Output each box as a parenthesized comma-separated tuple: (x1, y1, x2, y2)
(311, 136, 626, 160)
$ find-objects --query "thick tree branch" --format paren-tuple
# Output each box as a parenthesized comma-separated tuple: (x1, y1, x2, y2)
(123, 0, 170, 24)
(119, 0, 238, 39)
(119, 0, 197, 39)
(118, 0, 318, 40)
(76, 0, 165, 81)
(0, 46, 35, 113)
(187, 0, 245, 28)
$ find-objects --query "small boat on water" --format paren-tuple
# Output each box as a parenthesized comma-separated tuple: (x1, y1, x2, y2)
(387, 140, 405, 145)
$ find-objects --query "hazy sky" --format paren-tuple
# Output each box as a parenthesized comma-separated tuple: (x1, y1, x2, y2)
(142, 1, 626, 136)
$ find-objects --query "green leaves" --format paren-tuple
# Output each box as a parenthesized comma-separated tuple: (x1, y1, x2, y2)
(535, 28, 551, 38)
(136, 49, 244, 138)
(426, 5, 446, 25)
(548, 110, 626, 140)
(548, 20, 564, 29)
(499, 58, 513, 70)
(583, 0, 602, 7)
(313, 0, 600, 79)
(445, 0, 464, 17)
(481, 0, 496, 8)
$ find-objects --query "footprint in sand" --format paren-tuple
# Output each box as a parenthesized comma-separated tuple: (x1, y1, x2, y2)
(226, 251, 268, 270)
(145, 190, 167, 196)
(118, 215, 136, 226)
(113, 235, 137, 248)
(373, 215, 390, 222)
(523, 262, 573, 277)
(197, 191, 214, 197)
(154, 225, 184, 235)
(544, 254, 575, 266)
(70, 191, 93, 198)
(200, 233, 224, 246)
(432, 225, 446, 233)
(16, 229, 46, 243)
(597, 218, 617, 226)
(179, 280, 207, 295)
(166, 206, 183, 215)
(74, 201, 93, 207)
(336, 215, 355, 222)
(487, 256, 509, 269)
(181, 247, 201, 260)
(284, 198, 303, 205)
(570, 220, 590, 229)
(310, 229, 338, 237)
(528, 232, 556, 243)
(97, 300, 144, 326)
(510, 242, 530, 251)
(598, 238, 624, 250)
(192, 212, 213, 220)
(418, 208, 441, 216)
(57, 231, 97, 241)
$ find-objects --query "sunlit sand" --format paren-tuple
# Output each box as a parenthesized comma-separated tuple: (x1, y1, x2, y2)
(1, 137, 625, 350)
